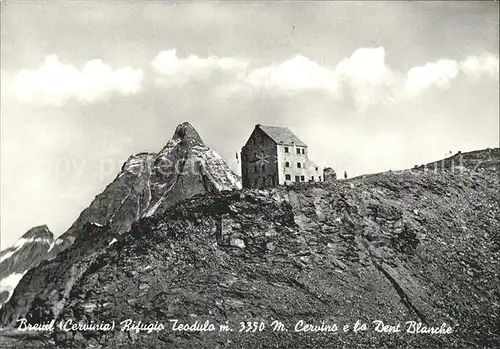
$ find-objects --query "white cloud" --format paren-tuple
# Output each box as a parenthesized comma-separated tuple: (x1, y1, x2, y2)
(460, 53, 499, 80)
(405, 59, 459, 97)
(152, 49, 249, 86)
(244, 55, 340, 95)
(223, 48, 499, 112)
(404, 53, 499, 97)
(335, 47, 392, 86)
(242, 48, 394, 102)
(232, 47, 397, 111)
(13, 55, 144, 106)
(17, 49, 497, 110)
(335, 47, 397, 111)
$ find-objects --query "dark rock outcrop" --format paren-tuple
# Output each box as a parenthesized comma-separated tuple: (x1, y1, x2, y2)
(0, 226, 55, 306)
(323, 167, 337, 182)
(2, 152, 498, 348)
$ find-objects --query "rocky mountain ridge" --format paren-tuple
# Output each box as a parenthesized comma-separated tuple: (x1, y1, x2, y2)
(0, 226, 55, 307)
(414, 148, 499, 173)
(0, 122, 241, 318)
(0, 147, 498, 348)
(55, 121, 241, 251)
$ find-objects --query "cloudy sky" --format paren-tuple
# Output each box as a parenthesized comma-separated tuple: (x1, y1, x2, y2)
(1, 1, 499, 248)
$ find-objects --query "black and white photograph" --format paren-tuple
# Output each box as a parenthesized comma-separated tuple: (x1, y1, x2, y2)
(0, 1, 499, 348)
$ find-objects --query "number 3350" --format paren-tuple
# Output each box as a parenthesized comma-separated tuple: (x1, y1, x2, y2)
(239, 321, 265, 332)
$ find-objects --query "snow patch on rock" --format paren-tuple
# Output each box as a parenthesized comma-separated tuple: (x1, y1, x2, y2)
(0, 271, 27, 305)
(0, 237, 52, 263)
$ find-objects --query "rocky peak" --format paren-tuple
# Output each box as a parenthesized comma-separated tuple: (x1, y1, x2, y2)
(0, 121, 241, 319)
(171, 121, 204, 145)
(56, 121, 239, 249)
(20, 225, 53, 241)
(0, 226, 55, 307)
(157, 122, 204, 156)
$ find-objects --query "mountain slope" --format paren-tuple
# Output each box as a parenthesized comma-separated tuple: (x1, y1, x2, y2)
(0, 226, 55, 307)
(415, 148, 500, 172)
(55, 121, 240, 251)
(2, 149, 497, 348)
(0, 122, 240, 320)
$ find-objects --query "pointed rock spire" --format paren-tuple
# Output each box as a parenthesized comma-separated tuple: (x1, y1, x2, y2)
(172, 121, 204, 145)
